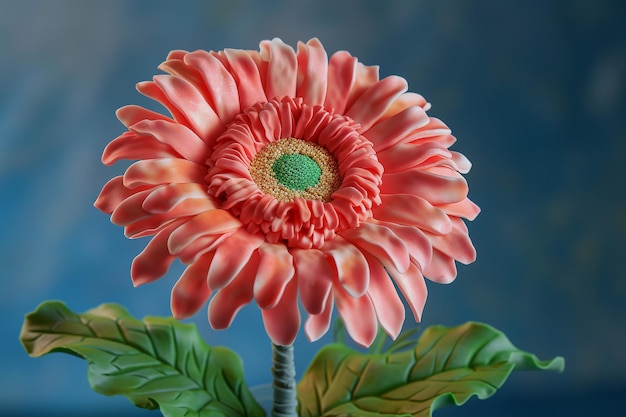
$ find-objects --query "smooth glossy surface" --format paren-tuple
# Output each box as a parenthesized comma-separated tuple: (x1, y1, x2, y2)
(95, 38, 478, 348)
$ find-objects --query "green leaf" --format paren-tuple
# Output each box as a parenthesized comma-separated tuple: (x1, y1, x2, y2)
(297, 322, 564, 417)
(20, 301, 266, 417)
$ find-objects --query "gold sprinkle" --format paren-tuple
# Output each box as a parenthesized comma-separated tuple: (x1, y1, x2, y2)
(250, 138, 341, 202)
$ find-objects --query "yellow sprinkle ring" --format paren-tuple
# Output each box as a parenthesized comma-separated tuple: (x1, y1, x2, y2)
(250, 138, 341, 202)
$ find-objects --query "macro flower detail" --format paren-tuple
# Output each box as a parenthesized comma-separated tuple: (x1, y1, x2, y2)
(95, 38, 480, 347)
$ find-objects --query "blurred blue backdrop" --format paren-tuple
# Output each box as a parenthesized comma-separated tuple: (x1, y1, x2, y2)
(2, 0, 625, 415)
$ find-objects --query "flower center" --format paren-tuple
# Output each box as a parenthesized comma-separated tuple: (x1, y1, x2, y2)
(272, 154, 321, 191)
(249, 138, 341, 202)
(207, 97, 383, 249)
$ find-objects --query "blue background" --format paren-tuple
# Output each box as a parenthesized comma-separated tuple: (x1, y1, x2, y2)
(2, 0, 625, 415)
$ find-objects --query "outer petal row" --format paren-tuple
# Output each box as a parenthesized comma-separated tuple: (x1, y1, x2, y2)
(163, 221, 422, 346)
(96, 38, 480, 348)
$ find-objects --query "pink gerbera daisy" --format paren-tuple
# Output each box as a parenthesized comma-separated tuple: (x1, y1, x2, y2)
(95, 38, 479, 347)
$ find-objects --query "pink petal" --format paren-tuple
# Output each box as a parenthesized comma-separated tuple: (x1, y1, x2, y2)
(322, 236, 370, 298)
(110, 189, 153, 226)
(166, 49, 189, 61)
(253, 243, 295, 309)
(324, 51, 357, 113)
(183, 50, 241, 122)
(260, 38, 297, 100)
(276, 98, 296, 138)
(158, 55, 236, 122)
(102, 131, 180, 165)
(436, 198, 481, 221)
(213, 178, 260, 210)
(243, 193, 277, 224)
(177, 232, 233, 265)
(304, 292, 334, 342)
(142, 183, 215, 214)
(380, 169, 468, 205)
(403, 117, 453, 143)
(261, 278, 300, 346)
(346, 76, 407, 132)
(363, 106, 430, 152)
(362, 252, 405, 339)
(376, 142, 451, 174)
(224, 183, 263, 216)
(386, 260, 428, 322)
(296, 38, 328, 105)
(223, 48, 267, 109)
(116, 104, 172, 128)
(334, 284, 378, 347)
(414, 152, 468, 173)
(130, 219, 186, 286)
(95, 176, 147, 214)
(171, 252, 213, 319)
(450, 151, 472, 174)
(292, 248, 334, 315)
(381, 92, 430, 120)
(208, 253, 258, 329)
(373, 194, 452, 235)
(129, 119, 209, 164)
(152, 74, 224, 143)
(123, 158, 207, 188)
(213, 151, 255, 180)
(341, 222, 410, 273)
(124, 199, 216, 239)
(293, 198, 312, 223)
(375, 221, 433, 271)
(258, 103, 283, 147)
(158, 56, 208, 97)
(248, 50, 267, 84)
(207, 230, 265, 290)
(167, 210, 241, 255)
(137, 80, 196, 131)
(345, 63, 380, 111)
(425, 217, 476, 265)
(423, 249, 458, 284)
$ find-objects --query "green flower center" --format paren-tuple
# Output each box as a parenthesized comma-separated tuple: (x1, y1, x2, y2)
(272, 153, 322, 191)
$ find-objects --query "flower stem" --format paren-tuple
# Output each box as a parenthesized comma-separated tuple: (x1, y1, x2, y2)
(271, 343, 298, 417)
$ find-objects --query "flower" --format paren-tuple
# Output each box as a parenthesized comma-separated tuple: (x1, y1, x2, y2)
(95, 38, 479, 347)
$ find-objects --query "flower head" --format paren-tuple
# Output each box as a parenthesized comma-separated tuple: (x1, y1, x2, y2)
(95, 38, 480, 347)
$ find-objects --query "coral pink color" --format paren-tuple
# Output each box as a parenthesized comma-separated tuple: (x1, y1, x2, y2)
(95, 38, 479, 347)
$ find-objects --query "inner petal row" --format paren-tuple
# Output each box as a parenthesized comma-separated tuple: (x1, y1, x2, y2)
(206, 96, 383, 249)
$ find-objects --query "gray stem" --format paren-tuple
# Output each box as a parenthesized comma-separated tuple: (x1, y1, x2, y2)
(271, 343, 298, 417)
